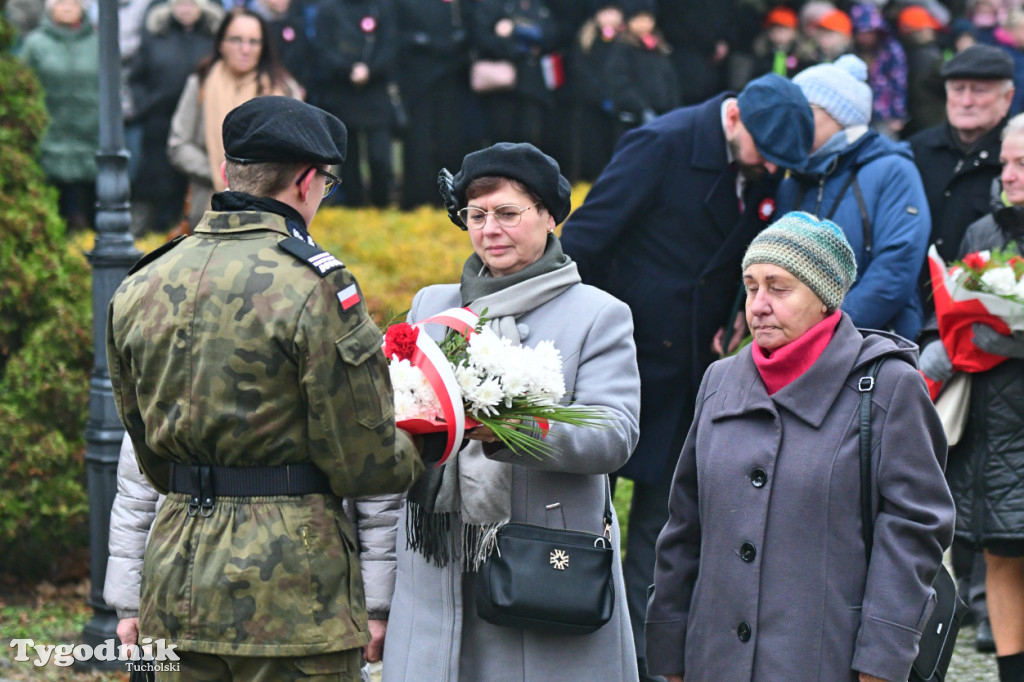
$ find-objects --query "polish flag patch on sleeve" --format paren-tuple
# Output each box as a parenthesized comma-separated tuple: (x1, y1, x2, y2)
(337, 284, 361, 311)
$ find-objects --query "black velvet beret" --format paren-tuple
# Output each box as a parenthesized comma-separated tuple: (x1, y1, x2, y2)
(442, 142, 572, 228)
(941, 44, 1015, 81)
(222, 96, 348, 165)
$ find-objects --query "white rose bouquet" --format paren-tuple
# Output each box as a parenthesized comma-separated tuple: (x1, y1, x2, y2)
(383, 308, 609, 463)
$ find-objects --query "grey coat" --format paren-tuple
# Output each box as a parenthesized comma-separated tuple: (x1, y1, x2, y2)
(646, 314, 955, 682)
(382, 281, 642, 682)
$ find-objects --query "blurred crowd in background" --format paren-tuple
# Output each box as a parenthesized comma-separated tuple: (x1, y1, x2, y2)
(1, 0, 1010, 234)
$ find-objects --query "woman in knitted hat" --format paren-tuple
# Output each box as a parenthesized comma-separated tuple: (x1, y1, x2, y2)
(379, 142, 642, 681)
(647, 211, 954, 682)
(774, 53, 932, 341)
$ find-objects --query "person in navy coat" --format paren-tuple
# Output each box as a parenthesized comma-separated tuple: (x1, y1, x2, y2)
(558, 73, 813, 681)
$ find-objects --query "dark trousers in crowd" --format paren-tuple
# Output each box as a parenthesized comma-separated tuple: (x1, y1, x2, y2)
(482, 93, 545, 147)
(572, 105, 618, 183)
(338, 126, 393, 208)
(53, 180, 96, 231)
(399, 71, 476, 210)
(613, 470, 672, 682)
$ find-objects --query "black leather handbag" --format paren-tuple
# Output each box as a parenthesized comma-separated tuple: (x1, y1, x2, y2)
(858, 361, 968, 682)
(474, 481, 616, 635)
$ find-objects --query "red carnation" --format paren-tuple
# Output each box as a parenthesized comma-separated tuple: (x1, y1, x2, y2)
(962, 252, 988, 272)
(384, 323, 419, 361)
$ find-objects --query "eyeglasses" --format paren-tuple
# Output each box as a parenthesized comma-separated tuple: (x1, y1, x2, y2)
(296, 166, 342, 199)
(457, 202, 539, 230)
(224, 36, 262, 48)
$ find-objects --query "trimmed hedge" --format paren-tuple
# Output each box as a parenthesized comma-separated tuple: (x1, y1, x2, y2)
(0, 11, 93, 579)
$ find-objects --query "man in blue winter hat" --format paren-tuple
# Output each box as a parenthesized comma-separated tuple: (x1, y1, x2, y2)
(559, 73, 813, 682)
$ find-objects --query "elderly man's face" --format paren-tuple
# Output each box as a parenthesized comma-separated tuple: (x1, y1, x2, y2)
(946, 79, 1014, 144)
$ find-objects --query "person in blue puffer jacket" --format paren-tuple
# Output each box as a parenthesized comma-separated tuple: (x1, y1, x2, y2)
(776, 54, 931, 340)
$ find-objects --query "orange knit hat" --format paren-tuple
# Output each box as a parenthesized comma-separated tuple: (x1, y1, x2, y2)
(817, 9, 853, 36)
(898, 6, 943, 33)
(765, 6, 799, 28)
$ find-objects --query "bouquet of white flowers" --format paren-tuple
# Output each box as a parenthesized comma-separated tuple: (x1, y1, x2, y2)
(383, 308, 609, 463)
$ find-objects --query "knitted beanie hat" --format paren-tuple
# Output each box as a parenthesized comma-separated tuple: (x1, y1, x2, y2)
(742, 211, 857, 311)
(793, 54, 873, 128)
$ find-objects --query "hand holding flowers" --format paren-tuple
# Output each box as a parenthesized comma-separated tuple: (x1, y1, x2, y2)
(926, 244, 1024, 398)
(384, 308, 610, 463)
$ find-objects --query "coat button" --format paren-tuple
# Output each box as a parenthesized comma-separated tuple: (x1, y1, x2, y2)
(944, 190, 952, 197)
(740, 542, 756, 562)
(750, 468, 767, 488)
(737, 622, 751, 642)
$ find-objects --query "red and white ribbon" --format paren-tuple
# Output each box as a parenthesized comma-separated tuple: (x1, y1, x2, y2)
(393, 308, 479, 465)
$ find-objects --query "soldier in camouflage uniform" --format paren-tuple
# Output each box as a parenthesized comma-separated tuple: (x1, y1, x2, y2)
(106, 96, 426, 681)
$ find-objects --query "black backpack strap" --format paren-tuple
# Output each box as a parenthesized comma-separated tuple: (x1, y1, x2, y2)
(858, 359, 884, 562)
(851, 175, 872, 265)
(825, 164, 872, 269)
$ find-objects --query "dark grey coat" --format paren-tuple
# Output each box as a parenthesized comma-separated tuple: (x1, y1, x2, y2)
(646, 314, 954, 682)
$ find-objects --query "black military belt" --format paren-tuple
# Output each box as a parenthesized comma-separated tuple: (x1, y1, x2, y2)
(168, 463, 333, 517)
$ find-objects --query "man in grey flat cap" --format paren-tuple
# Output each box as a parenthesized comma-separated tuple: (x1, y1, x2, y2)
(910, 44, 1016, 654)
(107, 96, 429, 680)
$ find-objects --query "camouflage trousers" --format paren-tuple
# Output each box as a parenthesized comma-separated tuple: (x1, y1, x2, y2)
(156, 649, 364, 681)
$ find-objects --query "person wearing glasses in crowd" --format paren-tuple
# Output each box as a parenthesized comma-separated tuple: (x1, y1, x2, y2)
(107, 96, 432, 681)
(168, 6, 300, 230)
(379, 142, 642, 682)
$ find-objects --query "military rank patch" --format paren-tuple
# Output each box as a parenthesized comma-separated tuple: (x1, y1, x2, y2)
(279, 236, 345, 276)
(337, 284, 361, 311)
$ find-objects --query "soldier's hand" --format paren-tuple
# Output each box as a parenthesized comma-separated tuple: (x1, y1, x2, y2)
(116, 617, 140, 649)
(364, 619, 387, 663)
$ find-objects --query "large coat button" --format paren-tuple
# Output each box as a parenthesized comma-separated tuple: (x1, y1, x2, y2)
(740, 542, 756, 562)
(737, 622, 751, 642)
(750, 468, 767, 488)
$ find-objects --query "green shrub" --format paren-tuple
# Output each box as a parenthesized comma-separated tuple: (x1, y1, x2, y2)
(0, 10, 93, 579)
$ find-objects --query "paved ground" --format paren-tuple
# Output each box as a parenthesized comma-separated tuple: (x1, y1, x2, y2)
(948, 623, 999, 681)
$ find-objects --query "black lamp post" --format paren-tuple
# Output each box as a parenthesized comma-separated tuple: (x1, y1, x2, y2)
(78, 0, 140, 664)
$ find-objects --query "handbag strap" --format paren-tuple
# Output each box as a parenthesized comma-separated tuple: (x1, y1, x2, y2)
(858, 359, 885, 563)
(603, 475, 614, 540)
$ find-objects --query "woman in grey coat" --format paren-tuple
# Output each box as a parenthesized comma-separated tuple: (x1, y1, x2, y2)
(646, 212, 954, 682)
(380, 143, 642, 682)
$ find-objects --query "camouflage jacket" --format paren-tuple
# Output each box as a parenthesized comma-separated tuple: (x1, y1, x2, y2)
(106, 202, 423, 656)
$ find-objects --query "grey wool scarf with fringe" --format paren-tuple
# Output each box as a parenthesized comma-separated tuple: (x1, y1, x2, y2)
(406, 236, 580, 571)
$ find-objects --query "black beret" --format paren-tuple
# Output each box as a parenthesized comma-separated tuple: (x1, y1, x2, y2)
(222, 96, 347, 166)
(941, 44, 1015, 81)
(443, 142, 572, 227)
